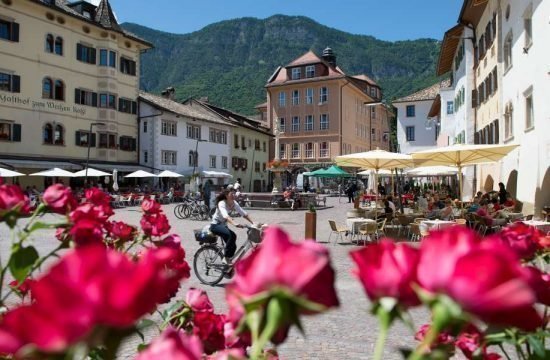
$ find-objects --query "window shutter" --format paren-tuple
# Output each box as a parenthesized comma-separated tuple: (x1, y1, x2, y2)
(474, 132, 479, 145)
(12, 75, 20, 93)
(131, 101, 137, 114)
(131, 138, 137, 151)
(90, 48, 96, 64)
(494, 121, 499, 144)
(74, 89, 81, 104)
(75, 131, 81, 145)
(76, 43, 82, 61)
(12, 124, 21, 142)
(118, 98, 123, 111)
(91, 133, 96, 147)
(11, 22, 19, 42)
(130, 61, 136, 76)
(92, 92, 98, 107)
(471, 89, 477, 108)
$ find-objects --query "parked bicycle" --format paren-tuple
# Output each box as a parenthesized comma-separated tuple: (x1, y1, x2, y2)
(193, 223, 266, 286)
(174, 197, 210, 221)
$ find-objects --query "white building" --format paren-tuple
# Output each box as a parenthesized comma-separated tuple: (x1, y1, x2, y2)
(498, 0, 550, 214)
(394, 83, 441, 154)
(138, 92, 233, 187)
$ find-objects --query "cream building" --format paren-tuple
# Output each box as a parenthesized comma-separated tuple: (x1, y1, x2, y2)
(0, 0, 151, 188)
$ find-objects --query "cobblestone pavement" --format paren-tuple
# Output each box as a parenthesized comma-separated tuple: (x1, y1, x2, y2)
(0, 196, 443, 359)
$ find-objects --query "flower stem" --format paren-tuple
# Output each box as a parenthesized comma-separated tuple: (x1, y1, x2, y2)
(498, 344, 512, 360)
(373, 307, 391, 360)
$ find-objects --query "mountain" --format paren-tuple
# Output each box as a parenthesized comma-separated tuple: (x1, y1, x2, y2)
(122, 15, 442, 115)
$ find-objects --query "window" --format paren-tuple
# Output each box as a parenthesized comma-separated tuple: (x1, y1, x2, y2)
(0, 122, 21, 142)
(291, 143, 300, 158)
(220, 131, 227, 144)
(99, 49, 116, 67)
(291, 116, 300, 132)
(99, 93, 116, 109)
(188, 151, 198, 166)
(54, 37, 63, 55)
(305, 143, 313, 158)
(209, 155, 216, 168)
(254, 139, 260, 150)
(42, 77, 53, 98)
(0, 72, 20, 93)
(306, 65, 315, 78)
(0, 19, 19, 42)
(305, 115, 313, 131)
(504, 103, 513, 139)
(278, 92, 286, 107)
(524, 15, 532, 48)
(504, 32, 513, 70)
(143, 121, 148, 133)
(291, 68, 301, 80)
(405, 126, 415, 141)
(320, 87, 328, 103)
(53, 124, 64, 145)
(525, 91, 534, 130)
(263, 141, 266, 152)
(222, 156, 228, 169)
(54, 80, 64, 100)
(279, 117, 285, 132)
(75, 130, 94, 147)
(45, 34, 54, 53)
(75, 89, 98, 107)
(119, 98, 137, 114)
(76, 43, 96, 64)
(292, 90, 299, 105)
(187, 124, 201, 139)
(279, 144, 286, 159)
(161, 120, 177, 136)
(120, 57, 136, 76)
(210, 129, 226, 144)
(143, 151, 148, 163)
(371, 128, 376, 141)
(305, 88, 313, 104)
(119, 136, 136, 151)
(43, 124, 53, 144)
(234, 134, 239, 148)
(98, 132, 117, 149)
(254, 161, 260, 172)
(370, 87, 377, 98)
(320, 114, 329, 130)
(447, 101, 454, 115)
(319, 142, 329, 158)
(406, 105, 415, 117)
(371, 106, 376, 118)
(162, 151, 177, 165)
(241, 136, 247, 150)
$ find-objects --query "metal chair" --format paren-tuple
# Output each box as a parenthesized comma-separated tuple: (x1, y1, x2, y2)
(358, 222, 378, 245)
(375, 218, 387, 239)
(328, 220, 348, 245)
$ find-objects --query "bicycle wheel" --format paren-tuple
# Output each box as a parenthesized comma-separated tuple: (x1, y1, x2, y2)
(193, 244, 225, 286)
(174, 204, 185, 219)
(199, 205, 210, 220)
(183, 205, 191, 218)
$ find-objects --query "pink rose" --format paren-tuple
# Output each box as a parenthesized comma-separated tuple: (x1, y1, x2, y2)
(186, 288, 214, 313)
(455, 324, 501, 360)
(226, 226, 338, 344)
(141, 213, 171, 237)
(43, 184, 77, 214)
(417, 227, 481, 293)
(0, 184, 31, 225)
(350, 240, 420, 307)
(141, 198, 161, 214)
(192, 312, 226, 354)
(8, 279, 35, 300)
(69, 218, 104, 246)
(521, 266, 550, 306)
(414, 323, 454, 348)
(136, 327, 203, 360)
(85, 188, 111, 207)
(206, 348, 246, 360)
(492, 222, 543, 259)
(107, 221, 136, 242)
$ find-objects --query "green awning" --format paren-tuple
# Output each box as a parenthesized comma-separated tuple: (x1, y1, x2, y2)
(309, 165, 352, 178)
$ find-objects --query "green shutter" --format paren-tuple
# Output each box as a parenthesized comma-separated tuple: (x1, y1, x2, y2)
(11, 22, 19, 42)
(12, 124, 21, 142)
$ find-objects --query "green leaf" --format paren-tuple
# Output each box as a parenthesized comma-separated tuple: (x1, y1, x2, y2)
(8, 245, 39, 282)
(137, 343, 149, 353)
(526, 334, 545, 358)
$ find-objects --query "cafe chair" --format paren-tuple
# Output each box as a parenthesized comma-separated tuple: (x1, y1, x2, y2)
(328, 220, 349, 245)
(358, 222, 378, 246)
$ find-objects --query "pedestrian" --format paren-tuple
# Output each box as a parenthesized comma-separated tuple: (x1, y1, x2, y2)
(203, 179, 212, 209)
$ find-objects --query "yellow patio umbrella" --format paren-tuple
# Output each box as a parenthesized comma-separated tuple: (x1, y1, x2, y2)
(410, 143, 519, 202)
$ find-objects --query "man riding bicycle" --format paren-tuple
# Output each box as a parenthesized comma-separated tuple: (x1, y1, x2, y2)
(210, 187, 254, 265)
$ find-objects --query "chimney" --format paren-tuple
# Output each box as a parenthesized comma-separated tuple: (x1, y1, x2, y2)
(161, 87, 176, 100)
(199, 97, 209, 103)
(322, 47, 336, 67)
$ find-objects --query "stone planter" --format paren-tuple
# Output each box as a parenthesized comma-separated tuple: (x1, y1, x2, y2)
(305, 211, 317, 240)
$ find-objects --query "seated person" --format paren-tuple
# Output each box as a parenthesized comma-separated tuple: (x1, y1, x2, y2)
(380, 199, 393, 220)
(433, 194, 445, 209)
(440, 199, 454, 220)
(283, 187, 296, 210)
(417, 194, 428, 212)
(467, 197, 480, 213)
(502, 193, 516, 210)
(477, 200, 507, 227)
(386, 196, 396, 213)
(490, 198, 502, 212)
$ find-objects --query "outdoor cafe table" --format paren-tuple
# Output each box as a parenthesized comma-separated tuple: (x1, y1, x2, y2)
(346, 218, 376, 237)
(521, 220, 550, 233)
(420, 219, 456, 232)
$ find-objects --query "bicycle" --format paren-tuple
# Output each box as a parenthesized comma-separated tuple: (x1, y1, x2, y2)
(193, 223, 265, 286)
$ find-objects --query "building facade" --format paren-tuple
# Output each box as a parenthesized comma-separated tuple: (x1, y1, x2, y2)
(138, 92, 233, 187)
(0, 0, 151, 188)
(393, 82, 442, 154)
(185, 99, 272, 193)
(265, 48, 390, 179)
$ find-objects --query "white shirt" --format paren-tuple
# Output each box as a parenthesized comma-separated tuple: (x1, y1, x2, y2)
(211, 200, 247, 225)
(234, 182, 241, 191)
(388, 201, 396, 212)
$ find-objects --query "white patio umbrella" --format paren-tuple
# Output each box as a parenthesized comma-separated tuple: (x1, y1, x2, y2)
(202, 171, 233, 178)
(73, 168, 112, 177)
(157, 170, 185, 178)
(406, 166, 458, 176)
(112, 169, 119, 192)
(29, 168, 75, 177)
(0, 167, 25, 177)
(124, 170, 157, 178)
(411, 143, 520, 202)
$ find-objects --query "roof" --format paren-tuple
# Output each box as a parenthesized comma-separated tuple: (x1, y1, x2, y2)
(437, 24, 464, 76)
(393, 78, 451, 103)
(29, 0, 152, 48)
(138, 92, 233, 127)
(255, 102, 268, 109)
(190, 100, 273, 136)
(286, 50, 322, 67)
(459, 0, 489, 26)
(427, 94, 441, 117)
(351, 74, 378, 86)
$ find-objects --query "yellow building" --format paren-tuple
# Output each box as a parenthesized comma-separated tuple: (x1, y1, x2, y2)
(265, 48, 391, 180)
(0, 0, 151, 188)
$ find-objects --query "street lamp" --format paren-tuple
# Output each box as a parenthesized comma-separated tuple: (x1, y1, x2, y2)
(191, 137, 207, 177)
(85, 122, 106, 185)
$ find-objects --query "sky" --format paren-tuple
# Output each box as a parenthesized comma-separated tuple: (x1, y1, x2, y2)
(96, 0, 464, 42)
